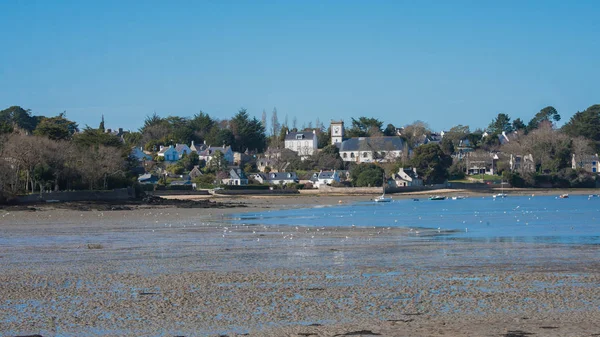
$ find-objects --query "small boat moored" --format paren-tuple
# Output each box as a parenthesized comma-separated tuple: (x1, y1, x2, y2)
(559, 194, 569, 199)
(429, 196, 446, 201)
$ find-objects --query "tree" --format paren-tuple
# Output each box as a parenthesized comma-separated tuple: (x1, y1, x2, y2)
(0, 106, 39, 133)
(230, 108, 267, 153)
(261, 109, 267, 131)
(562, 104, 600, 152)
(440, 137, 455, 156)
(74, 127, 124, 148)
(410, 143, 452, 184)
(512, 118, 526, 132)
(206, 150, 228, 173)
(444, 125, 470, 146)
(189, 111, 215, 142)
(349, 163, 384, 187)
(99, 115, 105, 132)
(383, 124, 396, 136)
(346, 117, 383, 137)
(271, 107, 280, 137)
(528, 106, 560, 132)
(33, 112, 79, 140)
(488, 113, 513, 135)
(401, 121, 432, 148)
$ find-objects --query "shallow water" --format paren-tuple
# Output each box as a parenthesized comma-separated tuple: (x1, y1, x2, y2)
(230, 195, 600, 244)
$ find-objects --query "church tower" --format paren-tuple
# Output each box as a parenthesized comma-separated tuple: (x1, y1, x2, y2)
(330, 120, 344, 145)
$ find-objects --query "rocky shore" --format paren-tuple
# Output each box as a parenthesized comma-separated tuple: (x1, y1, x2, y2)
(1, 196, 599, 336)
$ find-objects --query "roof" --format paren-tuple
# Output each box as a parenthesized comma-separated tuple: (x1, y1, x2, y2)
(175, 144, 191, 153)
(285, 132, 316, 141)
(340, 137, 405, 152)
(317, 171, 337, 179)
(199, 146, 230, 156)
(229, 168, 248, 180)
(266, 172, 297, 180)
(158, 146, 176, 154)
(138, 173, 158, 182)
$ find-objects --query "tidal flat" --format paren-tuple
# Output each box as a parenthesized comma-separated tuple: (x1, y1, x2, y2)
(1, 195, 599, 336)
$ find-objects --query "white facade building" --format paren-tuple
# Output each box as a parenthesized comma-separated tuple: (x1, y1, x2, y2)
(284, 131, 318, 158)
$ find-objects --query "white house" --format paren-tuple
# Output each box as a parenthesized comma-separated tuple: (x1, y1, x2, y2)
(130, 147, 152, 161)
(222, 168, 248, 186)
(157, 145, 180, 162)
(572, 154, 599, 173)
(253, 172, 299, 185)
(284, 131, 318, 158)
(339, 137, 406, 163)
(311, 170, 340, 188)
(510, 154, 535, 173)
(392, 167, 423, 187)
(198, 146, 234, 164)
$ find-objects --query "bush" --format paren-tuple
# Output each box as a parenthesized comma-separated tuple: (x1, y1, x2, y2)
(303, 182, 314, 189)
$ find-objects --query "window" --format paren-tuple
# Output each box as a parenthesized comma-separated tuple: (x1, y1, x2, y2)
(296, 134, 304, 140)
(343, 153, 347, 158)
(363, 152, 368, 158)
(350, 153, 354, 158)
(381, 151, 386, 157)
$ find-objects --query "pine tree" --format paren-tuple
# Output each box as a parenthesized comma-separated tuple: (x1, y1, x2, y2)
(99, 115, 105, 132)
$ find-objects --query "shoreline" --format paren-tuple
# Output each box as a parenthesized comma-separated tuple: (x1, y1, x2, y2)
(1, 194, 599, 336)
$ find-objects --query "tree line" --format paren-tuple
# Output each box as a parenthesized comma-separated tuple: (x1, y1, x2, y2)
(1, 103, 599, 197)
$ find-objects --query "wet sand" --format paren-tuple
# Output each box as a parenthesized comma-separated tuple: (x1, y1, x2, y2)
(1, 196, 600, 336)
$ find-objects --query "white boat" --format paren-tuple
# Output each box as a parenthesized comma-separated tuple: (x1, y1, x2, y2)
(451, 196, 466, 200)
(374, 173, 392, 203)
(493, 181, 508, 198)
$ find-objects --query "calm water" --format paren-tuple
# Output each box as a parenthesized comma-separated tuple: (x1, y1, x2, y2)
(231, 195, 600, 245)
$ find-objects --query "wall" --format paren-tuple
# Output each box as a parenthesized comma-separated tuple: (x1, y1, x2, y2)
(14, 188, 133, 204)
(215, 189, 300, 195)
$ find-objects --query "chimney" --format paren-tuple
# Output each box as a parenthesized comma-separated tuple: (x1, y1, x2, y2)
(118, 128, 123, 133)
(313, 129, 316, 134)
(203, 140, 206, 145)
(191, 140, 195, 147)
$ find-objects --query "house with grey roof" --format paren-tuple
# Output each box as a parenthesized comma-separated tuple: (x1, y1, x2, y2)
(392, 168, 423, 187)
(174, 143, 193, 157)
(222, 168, 248, 186)
(189, 165, 203, 179)
(253, 172, 298, 185)
(198, 146, 234, 164)
(138, 173, 158, 185)
(157, 145, 180, 162)
(131, 147, 152, 161)
(284, 130, 318, 158)
(339, 137, 406, 163)
(311, 170, 340, 188)
(572, 153, 599, 173)
(190, 140, 207, 153)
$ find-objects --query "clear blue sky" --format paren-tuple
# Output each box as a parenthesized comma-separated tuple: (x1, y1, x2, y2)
(1, 0, 598, 132)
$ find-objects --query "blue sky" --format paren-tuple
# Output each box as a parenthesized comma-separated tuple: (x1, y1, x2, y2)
(1, 0, 598, 132)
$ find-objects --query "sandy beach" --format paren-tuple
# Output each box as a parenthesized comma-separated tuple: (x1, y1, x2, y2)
(1, 193, 600, 336)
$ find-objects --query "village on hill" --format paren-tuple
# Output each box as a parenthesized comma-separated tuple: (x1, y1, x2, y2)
(1, 104, 599, 201)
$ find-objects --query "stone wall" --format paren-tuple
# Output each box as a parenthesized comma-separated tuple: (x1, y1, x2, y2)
(13, 188, 133, 204)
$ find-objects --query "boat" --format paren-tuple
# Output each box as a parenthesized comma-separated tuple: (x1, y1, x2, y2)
(493, 181, 508, 198)
(429, 196, 446, 201)
(374, 173, 392, 203)
(559, 194, 569, 199)
(451, 196, 466, 200)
